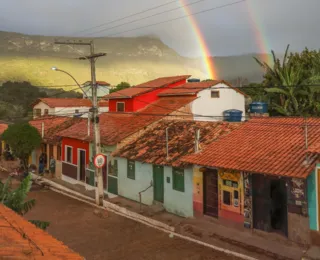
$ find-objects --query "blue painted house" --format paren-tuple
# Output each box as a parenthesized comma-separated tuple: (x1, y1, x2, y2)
(112, 120, 241, 217)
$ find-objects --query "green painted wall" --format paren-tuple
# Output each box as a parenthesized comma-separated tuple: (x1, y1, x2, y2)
(308, 168, 318, 231)
(116, 157, 194, 217)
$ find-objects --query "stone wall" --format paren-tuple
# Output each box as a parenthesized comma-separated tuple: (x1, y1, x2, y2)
(288, 212, 310, 245)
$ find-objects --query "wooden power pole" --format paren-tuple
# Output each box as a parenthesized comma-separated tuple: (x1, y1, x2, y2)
(54, 40, 106, 206)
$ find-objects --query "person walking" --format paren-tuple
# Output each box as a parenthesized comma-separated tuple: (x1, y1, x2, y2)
(38, 153, 45, 175)
(49, 155, 56, 178)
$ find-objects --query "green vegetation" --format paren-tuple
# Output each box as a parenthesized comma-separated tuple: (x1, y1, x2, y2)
(0, 174, 50, 230)
(0, 81, 82, 122)
(1, 123, 42, 170)
(244, 45, 320, 116)
(110, 81, 131, 93)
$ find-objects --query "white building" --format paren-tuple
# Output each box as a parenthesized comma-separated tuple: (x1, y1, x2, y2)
(32, 98, 109, 119)
(158, 80, 247, 121)
(82, 81, 110, 100)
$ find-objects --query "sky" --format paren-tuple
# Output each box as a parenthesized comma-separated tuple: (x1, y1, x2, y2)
(1, 0, 319, 57)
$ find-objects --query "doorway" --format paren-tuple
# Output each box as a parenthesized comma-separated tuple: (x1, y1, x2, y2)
(252, 174, 288, 236)
(153, 165, 164, 203)
(78, 150, 86, 182)
(203, 169, 219, 218)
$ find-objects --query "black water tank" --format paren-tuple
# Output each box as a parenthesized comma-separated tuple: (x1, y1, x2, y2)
(187, 78, 200, 83)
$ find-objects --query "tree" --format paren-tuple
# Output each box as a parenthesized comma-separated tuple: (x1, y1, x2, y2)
(0, 174, 50, 230)
(1, 123, 42, 170)
(254, 45, 320, 116)
(110, 82, 131, 93)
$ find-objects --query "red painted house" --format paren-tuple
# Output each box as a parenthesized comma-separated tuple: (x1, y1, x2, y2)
(105, 75, 191, 112)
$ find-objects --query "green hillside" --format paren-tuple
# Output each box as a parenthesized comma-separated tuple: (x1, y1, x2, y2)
(0, 31, 270, 87)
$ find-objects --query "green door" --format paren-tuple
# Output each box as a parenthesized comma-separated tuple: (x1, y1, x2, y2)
(153, 165, 164, 203)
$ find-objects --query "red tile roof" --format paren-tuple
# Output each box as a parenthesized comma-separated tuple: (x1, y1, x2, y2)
(0, 123, 8, 135)
(158, 80, 247, 97)
(32, 98, 108, 108)
(57, 96, 195, 146)
(113, 120, 241, 168)
(308, 141, 320, 154)
(29, 116, 84, 144)
(182, 117, 320, 178)
(0, 204, 83, 259)
(104, 75, 191, 99)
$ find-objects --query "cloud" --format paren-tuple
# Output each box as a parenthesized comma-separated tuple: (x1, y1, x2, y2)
(0, 0, 319, 57)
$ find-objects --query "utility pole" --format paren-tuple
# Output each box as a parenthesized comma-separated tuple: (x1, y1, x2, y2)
(54, 40, 106, 206)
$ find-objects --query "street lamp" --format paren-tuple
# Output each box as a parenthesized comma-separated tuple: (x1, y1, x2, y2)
(51, 67, 89, 99)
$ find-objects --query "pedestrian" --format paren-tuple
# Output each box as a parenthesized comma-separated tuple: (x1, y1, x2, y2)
(49, 155, 56, 178)
(39, 153, 45, 175)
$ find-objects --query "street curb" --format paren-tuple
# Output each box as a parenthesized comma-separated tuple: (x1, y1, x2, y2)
(42, 183, 259, 260)
(31, 174, 174, 232)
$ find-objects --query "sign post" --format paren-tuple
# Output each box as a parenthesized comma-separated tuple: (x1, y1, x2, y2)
(94, 154, 106, 169)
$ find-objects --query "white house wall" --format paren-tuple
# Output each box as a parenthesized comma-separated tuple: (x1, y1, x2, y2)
(33, 102, 108, 118)
(191, 83, 246, 121)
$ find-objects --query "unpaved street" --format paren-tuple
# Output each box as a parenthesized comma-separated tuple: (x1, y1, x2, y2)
(25, 187, 245, 260)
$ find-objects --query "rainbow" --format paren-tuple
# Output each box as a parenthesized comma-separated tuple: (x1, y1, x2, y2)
(179, 0, 218, 80)
(245, 0, 273, 65)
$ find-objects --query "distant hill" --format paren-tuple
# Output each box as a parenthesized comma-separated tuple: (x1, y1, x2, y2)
(0, 31, 271, 88)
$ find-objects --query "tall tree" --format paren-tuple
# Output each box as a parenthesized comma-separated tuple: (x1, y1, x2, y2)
(110, 82, 131, 93)
(1, 123, 42, 170)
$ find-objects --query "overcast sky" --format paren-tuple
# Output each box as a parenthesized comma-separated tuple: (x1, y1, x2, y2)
(1, 0, 319, 57)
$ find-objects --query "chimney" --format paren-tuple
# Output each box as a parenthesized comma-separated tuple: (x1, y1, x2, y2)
(41, 122, 44, 138)
(195, 129, 200, 153)
(166, 127, 169, 159)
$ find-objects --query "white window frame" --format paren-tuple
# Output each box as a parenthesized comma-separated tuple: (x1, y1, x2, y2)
(116, 102, 125, 112)
(65, 145, 73, 164)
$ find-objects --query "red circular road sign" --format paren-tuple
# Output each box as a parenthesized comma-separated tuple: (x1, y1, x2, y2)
(93, 154, 106, 168)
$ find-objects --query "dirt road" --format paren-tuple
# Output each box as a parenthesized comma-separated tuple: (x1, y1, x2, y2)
(25, 188, 248, 260)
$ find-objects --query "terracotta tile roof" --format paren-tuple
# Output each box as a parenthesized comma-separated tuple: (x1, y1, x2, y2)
(182, 117, 320, 178)
(57, 96, 195, 146)
(158, 80, 248, 97)
(0, 204, 83, 259)
(104, 75, 191, 99)
(29, 116, 84, 144)
(32, 98, 108, 108)
(308, 141, 320, 154)
(0, 123, 8, 135)
(113, 120, 241, 168)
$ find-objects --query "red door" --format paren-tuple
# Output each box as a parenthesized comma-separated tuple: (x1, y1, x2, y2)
(204, 169, 219, 218)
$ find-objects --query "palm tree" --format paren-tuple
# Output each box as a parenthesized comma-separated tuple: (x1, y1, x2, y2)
(0, 174, 50, 230)
(254, 44, 320, 116)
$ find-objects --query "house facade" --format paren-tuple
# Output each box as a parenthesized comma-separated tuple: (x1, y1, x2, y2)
(158, 80, 247, 121)
(183, 117, 320, 245)
(29, 116, 82, 178)
(32, 98, 109, 119)
(112, 120, 241, 217)
(105, 75, 191, 113)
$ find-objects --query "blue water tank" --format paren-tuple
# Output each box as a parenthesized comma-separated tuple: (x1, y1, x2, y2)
(223, 109, 243, 122)
(249, 102, 268, 114)
(187, 78, 200, 83)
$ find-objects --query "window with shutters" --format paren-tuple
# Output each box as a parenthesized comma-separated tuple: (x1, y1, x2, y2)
(108, 159, 118, 176)
(44, 109, 49, 115)
(172, 168, 185, 192)
(116, 102, 125, 112)
(127, 160, 135, 179)
(34, 109, 41, 117)
(65, 146, 72, 163)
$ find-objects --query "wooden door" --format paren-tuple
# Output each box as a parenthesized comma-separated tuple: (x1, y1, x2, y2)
(79, 150, 86, 181)
(49, 144, 54, 159)
(252, 174, 271, 232)
(102, 155, 107, 189)
(153, 165, 164, 203)
(203, 169, 219, 218)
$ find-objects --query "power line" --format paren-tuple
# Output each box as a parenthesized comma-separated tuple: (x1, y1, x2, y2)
(103, 0, 245, 37)
(72, 0, 180, 36)
(84, 0, 207, 37)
